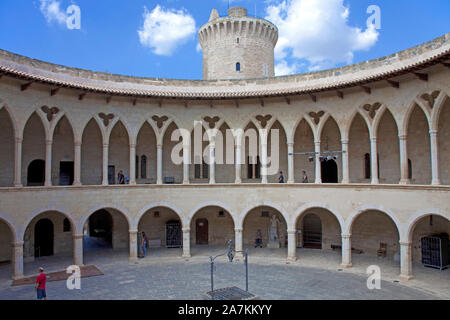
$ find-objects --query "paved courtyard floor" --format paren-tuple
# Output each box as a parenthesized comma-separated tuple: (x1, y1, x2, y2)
(0, 246, 448, 300)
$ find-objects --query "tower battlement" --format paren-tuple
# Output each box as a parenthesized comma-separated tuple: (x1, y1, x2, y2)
(198, 7, 278, 80)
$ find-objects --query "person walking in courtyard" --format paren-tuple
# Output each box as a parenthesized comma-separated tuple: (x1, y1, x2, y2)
(141, 231, 148, 257)
(302, 170, 308, 183)
(278, 171, 284, 183)
(35, 267, 47, 300)
(117, 170, 125, 184)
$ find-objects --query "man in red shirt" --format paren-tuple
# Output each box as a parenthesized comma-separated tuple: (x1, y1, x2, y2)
(35, 267, 47, 300)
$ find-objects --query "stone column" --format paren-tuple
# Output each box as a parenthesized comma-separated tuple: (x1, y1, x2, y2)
(287, 229, 297, 262)
(102, 143, 109, 185)
(399, 241, 413, 280)
(399, 135, 410, 184)
(314, 141, 322, 183)
(370, 137, 379, 184)
(341, 139, 350, 184)
(129, 230, 138, 262)
(287, 142, 294, 183)
(14, 137, 23, 187)
(429, 130, 440, 185)
(129, 144, 136, 185)
(341, 234, 352, 268)
(157, 144, 163, 185)
(209, 142, 216, 184)
(235, 142, 242, 184)
(73, 234, 84, 266)
(235, 228, 243, 259)
(182, 228, 191, 258)
(44, 139, 52, 186)
(183, 143, 190, 184)
(11, 242, 24, 280)
(261, 137, 268, 184)
(73, 141, 82, 186)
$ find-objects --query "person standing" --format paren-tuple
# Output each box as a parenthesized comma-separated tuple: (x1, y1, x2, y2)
(117, 170, 125, 184)
(302, 170, 309, 183)
(141, 231, 148, 257)
(35, 267, 47, 300)
(278, 171, 284, 183)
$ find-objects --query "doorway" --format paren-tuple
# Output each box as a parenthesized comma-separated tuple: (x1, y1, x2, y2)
(27, 159, 45, 186)
(59, 161, 74, 186)
(166, 220, 182, 248)
(303, 213, 322, 249)
(34, 219, 54, 257)
(87, 210, 113, 249)
(196, 219, 208, 245)
(108, 165, 115, 185)
(321, 159, 338, 183)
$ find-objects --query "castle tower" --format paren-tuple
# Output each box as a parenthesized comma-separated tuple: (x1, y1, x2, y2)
(198, 7, 278, 80)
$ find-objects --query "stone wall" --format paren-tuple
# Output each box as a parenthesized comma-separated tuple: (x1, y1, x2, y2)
(190, 206, 235, 246)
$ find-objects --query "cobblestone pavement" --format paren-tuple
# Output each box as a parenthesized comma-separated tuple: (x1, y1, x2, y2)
(0, 247, 448, 300)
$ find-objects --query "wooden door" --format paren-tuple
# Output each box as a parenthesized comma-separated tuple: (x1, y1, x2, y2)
(196, 219, 208, 245)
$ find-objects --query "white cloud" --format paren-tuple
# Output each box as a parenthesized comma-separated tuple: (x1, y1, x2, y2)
(138, 5, 196, 56)
(196, 43, 202, 53)
(39, 0, 67, 25)
(265, 0, 379, 72)
(275, 60, 298, 76)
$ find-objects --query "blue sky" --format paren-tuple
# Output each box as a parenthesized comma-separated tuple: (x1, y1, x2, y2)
(0, 0, 448, 79)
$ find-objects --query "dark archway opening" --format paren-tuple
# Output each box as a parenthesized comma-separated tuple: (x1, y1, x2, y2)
(27, 159, 45, 186)
(34, 219, 54, 257)
(85, 210, 113, 250)
(321, 159, 338, 183)
(196, 218, 209, 245)
(302, 214, 322, 249)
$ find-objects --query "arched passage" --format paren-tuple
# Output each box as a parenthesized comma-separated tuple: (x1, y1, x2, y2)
(407, 105, 431, 184)
(138, 206, 183, 252)
(267, 120, 288, 183)
(243, 206, 287, 251)
(242, 122, 261, 182)
(293, 119, 315, 183)
(190, 123, 210, 183)
(22, 113, 46, 186)
(109, 121, 130, 184)
(320, 117, 341, 183)
(136, 121, 157, 184)
(349, 113, 371, 183)
(350, 210, 400, 262)
(190, 206, 235, 253)
(52, 116, 74, 186)
(0, 218, 14, 279)
(0, 108, 14, 187)
(23, 211, 75, 265)
(438, 97, 450, 185)
(27, 160, 45, 186)
(215, 122, 234, 183)
(377, 110, 400, 184)
(409, 214, 450, 271)
(81, 118, 103, 185)
(295, 208, 342, 251)
(163, 122, 183, 184)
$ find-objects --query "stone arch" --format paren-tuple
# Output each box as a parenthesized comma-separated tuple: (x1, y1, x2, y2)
(348, 112, 371, 183)
(189, 203, 236, 247)
(81, 116, 107, 145)
(134, 202, 185, 230)
(0, 212, 18, 242)
(319, 116, 342, 183)
(290, 115, 316, 144)
(80, 204, 131, 232)
(0, 104, 19, 139)
(22, 112, 47, 186)
(293, 203, 344, 233)
(52, 115, 75, 186)
(292, 117, 316, 183)
(162, 121, 183, 183)
(436, 95, 450, 185)
(0, 107, 16, 187)
(344, 205, 401, 236)
(240, 201, 289, 230)
(401, 98, 431, 136)
(81, 118, 103, 185)
(108, 120, 130, 182)
(136, 121, 158, 184)
(430, 91, 449, 131)
(404, 209, 450, 243)
(407, 104, 431, 184)
(374, 108, 400, 184)
(267, 119, 288, 183)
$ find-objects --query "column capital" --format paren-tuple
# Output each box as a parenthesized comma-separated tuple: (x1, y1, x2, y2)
(314, 140, 321, 145)
(429, 130, 438, 136)
(103, 143, 109, 148)
(341, 234, 352, 239)
(287, 229, 297, 234)
(398, 134, 407, 141)
(15, 137, 23, 144)
(370, 137, 377, 142)
(129, 229, 138, 234)
(399, 241, 411, 246)
(287, 142, 294, 147)
(234, 228, 243, 233)
(46, 139, 53, 146)
(157, 143, 163, 149)
(182, 228, 190, 233)
(341, 139, 349, 144)
(130, 144, 136, 149)
(73, 234, 84, 240)
(74, 141, 82, 147)
(11, 241, 24, 247)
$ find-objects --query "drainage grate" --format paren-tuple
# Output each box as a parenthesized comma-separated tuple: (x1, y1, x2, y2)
(204, 286, 259, 300)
